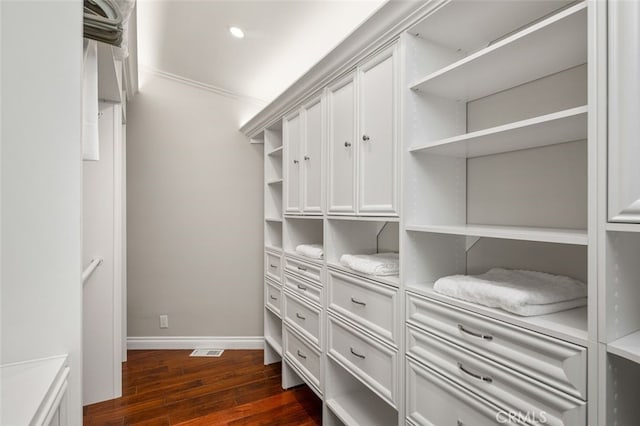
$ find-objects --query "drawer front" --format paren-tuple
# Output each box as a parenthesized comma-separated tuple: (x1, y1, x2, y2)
(328, 315, 397, 406)
(284, 273, 322, 306)
(407, 325, 586, 426)
(284, 291, 321, 348)
(406, 356, 525, 426)
(265, 279, 281, 316)
(407, 294, 587, 399)
(285, 255, 322, 284)
(328, 269, 398, 344)
(284, 326, 321, 391)
(265, 251, 282, 282)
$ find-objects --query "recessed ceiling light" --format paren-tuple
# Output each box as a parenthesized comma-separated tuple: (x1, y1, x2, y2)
(229, 27, 244, 39)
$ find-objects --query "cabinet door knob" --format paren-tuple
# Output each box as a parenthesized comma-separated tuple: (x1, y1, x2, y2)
(293, 159, 299, 164)
(344, 141, 351, 147)
(304, 155, 310, 160)
(362, 134, 370, 141)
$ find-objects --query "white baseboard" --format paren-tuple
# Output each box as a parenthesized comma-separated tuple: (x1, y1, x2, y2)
(127, 336, 264, 350)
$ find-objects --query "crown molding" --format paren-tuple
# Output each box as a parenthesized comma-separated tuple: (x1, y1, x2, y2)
(140, 64, 268, 106)
(238, 0, 445, 138)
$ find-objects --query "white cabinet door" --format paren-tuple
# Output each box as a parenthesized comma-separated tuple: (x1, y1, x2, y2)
(358, 45, 398, 216)
(327, 74, 357, 215)
(284, 112, 301, 214)
(302, 97, 323, 214)
(609, 0, 640, 223)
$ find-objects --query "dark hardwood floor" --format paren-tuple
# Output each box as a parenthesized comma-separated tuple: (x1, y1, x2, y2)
(83, 350, 322, 425)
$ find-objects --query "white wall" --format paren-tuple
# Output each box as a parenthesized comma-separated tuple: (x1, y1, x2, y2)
(126, 72, 264, 339)
(1, 0, 83, 424)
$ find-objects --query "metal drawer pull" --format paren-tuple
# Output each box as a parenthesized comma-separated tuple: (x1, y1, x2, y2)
(362, 134, 370, 141)
(458, 362, 492, 383)
(297, 350, 307, 359)
(297, 284, 307, 290)
(344, 141, 351, 147)
(297, 266, 307, 271)
(350, 297, 366, 306)
(350, 347, 366, 359)
(269, 295, 278, 300)
(296, 313, 306, 320)
(304, 155, 310, 160)
(457, 421, 464, 426)
(458, 324, 493, 341)
(269, 264, 277, 268)
(293, 159, 299, 164)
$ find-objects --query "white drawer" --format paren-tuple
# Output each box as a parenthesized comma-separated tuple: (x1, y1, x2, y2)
(284, 273, 322, 306)
(407, 325, 586, 426)
(265, 279, 281, 317)
(406, 356, 526, 426)
(284, 291, 321, 349)
(285, 254, 322, 284)
(265, 251, 282, 282)
(407, 294, 587, 399)
(328, 269, 398, 345)
(284, 326, 321, 391)
(328, 314, 398, 406)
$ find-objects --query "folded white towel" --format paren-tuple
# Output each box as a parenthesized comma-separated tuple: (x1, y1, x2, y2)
(433, 268, 587, 317)
(295, 244, 324, 260)
(340, 252, 399, 276)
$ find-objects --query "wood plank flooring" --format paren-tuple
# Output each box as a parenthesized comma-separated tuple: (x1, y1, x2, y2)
(83, 350, 322, 425)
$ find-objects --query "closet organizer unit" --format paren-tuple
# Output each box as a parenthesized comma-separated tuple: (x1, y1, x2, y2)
(242, 0, 609, 424)
(601, 0, 640, 424)
(403, 2, 590, 425)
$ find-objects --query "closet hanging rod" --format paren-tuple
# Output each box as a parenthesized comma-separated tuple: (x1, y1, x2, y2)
(82, 257, 103, 286)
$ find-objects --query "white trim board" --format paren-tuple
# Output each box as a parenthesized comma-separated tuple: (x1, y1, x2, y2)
(140, 64, 268, 106)
(127, 336, 264, 350)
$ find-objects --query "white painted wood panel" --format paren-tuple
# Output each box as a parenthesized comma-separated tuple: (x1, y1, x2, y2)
(608, 0, 640, 223)
(284, 112, 302, 213)
(302, 98, 323, 214)
(358, 46, 398, 215)
(327, 74, 357, 214)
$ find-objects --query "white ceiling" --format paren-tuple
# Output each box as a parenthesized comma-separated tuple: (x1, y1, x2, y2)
(137, 0, 387, 104)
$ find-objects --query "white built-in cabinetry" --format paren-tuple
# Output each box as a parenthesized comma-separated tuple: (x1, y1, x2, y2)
(327, 45, 399, 217)
(607, 0, 640, 223)
(600, 2, 640, 424)
(243, 0, 636, 424)
(284, 96, 324, 215)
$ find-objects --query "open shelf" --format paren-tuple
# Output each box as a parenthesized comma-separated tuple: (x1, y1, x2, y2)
(608, 331, 640, 365)
(325, 358, 398, 426)
(409, 2, 586, 102)
(283, 217, 323, 256)
(407, 1, 574, 57)
(604, 354, 640, 425)
(406, 223, 587, 246)
(267, 146, 283, 157)
(265, 308, 283, 356)
(406, 283, 587, 346)
(409, 106, 587, 157)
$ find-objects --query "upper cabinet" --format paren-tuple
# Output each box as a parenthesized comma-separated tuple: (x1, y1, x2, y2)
(284, 111, 301, 214)
(608, 0, 640, 223)
(327, 73, 358, 215)
(327, 44, 399, 217)
(358, 45, 399, 216)
(284, 95, 324, 215)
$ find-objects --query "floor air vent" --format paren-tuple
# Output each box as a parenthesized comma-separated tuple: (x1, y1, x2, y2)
(189, 349, 224, 357)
